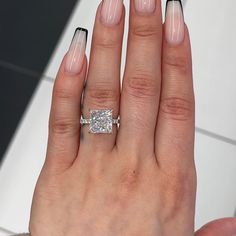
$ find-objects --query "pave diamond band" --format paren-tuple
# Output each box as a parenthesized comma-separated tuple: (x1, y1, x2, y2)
(80, 118, 120, 125)
(80, 109, 120, 134)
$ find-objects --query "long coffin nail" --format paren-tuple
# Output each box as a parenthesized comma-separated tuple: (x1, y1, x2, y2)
(165, 0, 184, 45)
(101, 0, 123, 26)
(134, 0, 156, 14)
(65, 28, 88, 75)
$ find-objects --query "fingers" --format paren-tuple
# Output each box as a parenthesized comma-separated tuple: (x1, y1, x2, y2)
(155, 0, 195, 170)
(46, 28, 88, 172)
(79, 1, 125, 154)
(195, 218, 236, 236)
(117, 0, 162, 156)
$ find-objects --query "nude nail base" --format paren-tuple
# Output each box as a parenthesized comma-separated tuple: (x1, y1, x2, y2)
(65, 28, 88, 75)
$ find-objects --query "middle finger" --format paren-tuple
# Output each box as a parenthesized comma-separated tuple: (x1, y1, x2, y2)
(117, 0, 162, 155)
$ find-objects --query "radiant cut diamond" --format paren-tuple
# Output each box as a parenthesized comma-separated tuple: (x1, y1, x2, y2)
(89, 109, 113, 134)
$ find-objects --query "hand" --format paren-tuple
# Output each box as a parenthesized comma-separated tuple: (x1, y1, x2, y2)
(29, 0, 236, 235)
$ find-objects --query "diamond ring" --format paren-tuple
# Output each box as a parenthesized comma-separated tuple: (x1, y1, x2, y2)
(80, 109, 120, 134)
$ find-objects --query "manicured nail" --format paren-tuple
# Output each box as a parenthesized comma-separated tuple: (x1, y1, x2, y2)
(101, 0, 123, 26)
(165, 0, 185, 45)
(134, 0, 156, 14)
(65, 28, 88, 75)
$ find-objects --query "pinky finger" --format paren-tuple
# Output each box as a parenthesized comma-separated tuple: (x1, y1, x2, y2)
(46, 28, 88, 173)
(155, 1, 195, 170)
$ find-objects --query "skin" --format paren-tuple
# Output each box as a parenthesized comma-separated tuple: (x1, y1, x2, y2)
(29, 1, 236, 235)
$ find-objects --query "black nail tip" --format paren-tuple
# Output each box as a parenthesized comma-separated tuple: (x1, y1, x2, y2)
(166, 0, 182, 3)
(165, 0, 183, 16)
(166, 0, 183, 8)
(75, 27, 89, 42)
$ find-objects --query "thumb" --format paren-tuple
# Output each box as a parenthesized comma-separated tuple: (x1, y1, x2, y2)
(195, 218, 236, 236)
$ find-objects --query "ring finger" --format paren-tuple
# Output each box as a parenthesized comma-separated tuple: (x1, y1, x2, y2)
(79, 0, 125, 154)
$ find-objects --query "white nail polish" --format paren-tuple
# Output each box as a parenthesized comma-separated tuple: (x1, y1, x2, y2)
(65, 28, 88, 75)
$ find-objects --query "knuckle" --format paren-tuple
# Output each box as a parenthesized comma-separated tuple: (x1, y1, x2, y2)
(53, 77, 78, 100)
(163, 54, 189, 74)
(93, 34, 120, 50)
(86, 82, 119, 106)
(53, 85, 74, 100)
(160, 97, 194, 121)
(124, 74, 158, 99)
(50, 117, 79, 136)
(131, 23, 160, 39)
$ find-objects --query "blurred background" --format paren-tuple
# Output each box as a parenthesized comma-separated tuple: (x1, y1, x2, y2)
(0, 0, 236, 234)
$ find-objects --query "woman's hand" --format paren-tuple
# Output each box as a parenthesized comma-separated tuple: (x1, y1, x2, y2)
(28, 0, 236, 235)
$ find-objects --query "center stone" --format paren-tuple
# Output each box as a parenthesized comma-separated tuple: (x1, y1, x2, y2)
(89, 109, 113, 134)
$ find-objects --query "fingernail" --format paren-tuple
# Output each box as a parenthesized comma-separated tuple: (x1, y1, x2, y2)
(134, 0, 156, 14)
(165, 0, 185, 45)
(65, 27, 88, 75)
(101, 0, 123, 26)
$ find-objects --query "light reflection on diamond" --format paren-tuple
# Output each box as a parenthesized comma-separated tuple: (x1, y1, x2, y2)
(89, 110, 113, 134)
